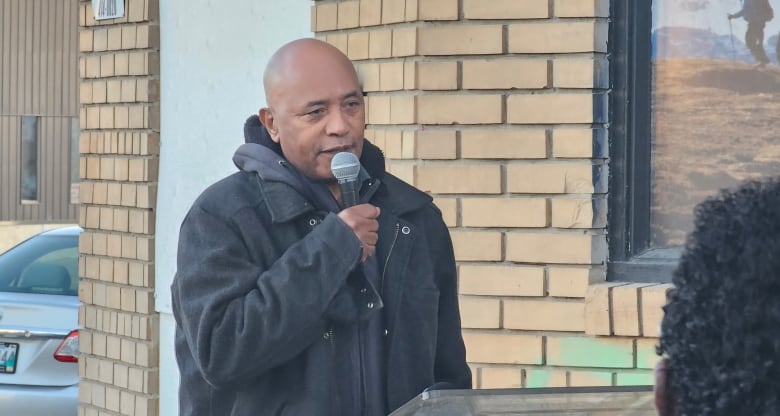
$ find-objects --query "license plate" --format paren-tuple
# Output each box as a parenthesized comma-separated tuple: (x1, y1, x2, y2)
(0, 342, 18, 374)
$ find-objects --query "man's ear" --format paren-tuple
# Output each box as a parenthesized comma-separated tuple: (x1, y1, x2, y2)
(654, 358, 675, 416)
(258, 108, 281, 144)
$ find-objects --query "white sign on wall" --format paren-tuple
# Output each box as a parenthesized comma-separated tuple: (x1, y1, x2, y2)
(91, 0, 124, 20)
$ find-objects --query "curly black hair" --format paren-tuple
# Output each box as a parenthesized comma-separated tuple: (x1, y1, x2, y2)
(658, 178, 780, 415)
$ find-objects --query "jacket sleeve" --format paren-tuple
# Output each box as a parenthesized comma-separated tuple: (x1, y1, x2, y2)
(172, 205, 363, 387)
(429, 207, 473, 390)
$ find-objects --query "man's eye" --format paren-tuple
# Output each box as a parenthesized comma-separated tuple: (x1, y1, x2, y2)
(307, 108, 325, 116)
(346, 101, 361, 107)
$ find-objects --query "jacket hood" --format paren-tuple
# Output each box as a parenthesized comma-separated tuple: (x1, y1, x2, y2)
(241, 114, 386, 180)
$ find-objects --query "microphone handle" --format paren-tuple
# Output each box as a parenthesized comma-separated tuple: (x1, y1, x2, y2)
(339, 180, 359, 208)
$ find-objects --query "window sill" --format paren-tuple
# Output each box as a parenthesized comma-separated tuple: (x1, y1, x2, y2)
(607, 247, 682, 283)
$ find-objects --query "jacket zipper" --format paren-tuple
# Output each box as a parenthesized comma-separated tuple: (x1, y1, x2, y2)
(381, 223, 400, 295)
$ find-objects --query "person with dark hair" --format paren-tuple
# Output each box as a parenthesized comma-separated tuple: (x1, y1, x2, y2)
(654, 178, 780, 415)
(170, 38, 471, 416)
(729, 0, 774, 67)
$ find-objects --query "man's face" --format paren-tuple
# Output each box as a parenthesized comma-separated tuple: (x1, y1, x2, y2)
(261, 57, 365, 182)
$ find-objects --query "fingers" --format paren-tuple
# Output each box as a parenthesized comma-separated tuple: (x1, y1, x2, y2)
(336, 204, 381, 262)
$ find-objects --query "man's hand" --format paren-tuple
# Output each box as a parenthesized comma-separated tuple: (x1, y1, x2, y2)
(337, 204, 380, 262)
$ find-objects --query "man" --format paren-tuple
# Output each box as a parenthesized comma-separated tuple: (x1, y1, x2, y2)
(654, 178, 780, 415)
(729, 0, 773, 67)
(171, 38, 471, 416)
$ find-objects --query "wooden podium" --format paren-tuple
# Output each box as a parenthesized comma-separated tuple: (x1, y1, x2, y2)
(390, 385, 655, 416)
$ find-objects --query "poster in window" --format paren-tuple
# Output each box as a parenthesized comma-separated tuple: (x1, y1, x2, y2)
(651, 0, 780, 247)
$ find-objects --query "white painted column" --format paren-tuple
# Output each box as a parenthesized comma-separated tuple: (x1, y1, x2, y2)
(157, 2, 311, 414)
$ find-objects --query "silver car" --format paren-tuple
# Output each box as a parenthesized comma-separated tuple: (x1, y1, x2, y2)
(0, 226, 80, 415)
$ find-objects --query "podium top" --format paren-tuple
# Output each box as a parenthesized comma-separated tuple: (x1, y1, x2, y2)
(389, 385, 655, 416)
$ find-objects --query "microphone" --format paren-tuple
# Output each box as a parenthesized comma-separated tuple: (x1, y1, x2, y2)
(331, 152, 361, 208)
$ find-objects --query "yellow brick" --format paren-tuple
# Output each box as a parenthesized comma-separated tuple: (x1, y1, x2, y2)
(460, 297, 501, 329)
(555, 0, 609, 17)
(552, 129, 595, 158)
(85, 55, 101, 79)
(480, 367, 522, 389)
(461, 129, 547, 159)
(357, 63, 380, 92)
(641, 284, 672, 338)
(450, 230, 503, 261)
(316, 3, 338, 31)
(464, 0, 549, 19)
(551, 198, 594, 228)
(93, 28, 108, 52)
(506, 232, 606, 264)
(432, 197, 457, 226)
(345, 32, 368, 61)
(120, 79, 136, 102)
(507, 162, 593, 194)
(392, 27, 417, 57)
(503, 299, 585, 331)
(418, 0, 459, 20)
(382, 0, 406, 24)
(379, 62, 404, 91)
(368, 29, 392, 59)
(416, 61, 458, 91)
(93, 182, 108, 204)
(367, 95, 390, 125)
(463, 59, 548, 90)
(419, 25, 503, 55)
(398, 130, 415, 158)
(612, 283, 653, 337)
(459, 265, 545, 297)
(405, 0, 418, 21)
(416, 165, 502, 194)
(569, 370, 613, 387)
(389, 95, 415, 124)
(461, 198, 547, 227)
(107, 79, 122, 103)
(382, 130, 403, 159)
(416, 130, 457, 160)
(360, 0, 382, 26)
(80, 82, 94, 104)
(107, 27, 122, 50)
(404, 61, 416, 89)
(418, 95, 502, 125)
(548, 266, 603, 298)
(508, 22, 608, 53)
(507, 94, 597, 124)
(337, 1, 360, 29)
(115, 107, 129, 129)
(115, 52, 129, 76)
(79, 29, 94, 52)
(387, 162, 414, 184)
(585, 282, 625, 335)
(463, 332, 543, 364)
(554, 58, 597, 88)
(525, 369, 568, 388)
(100, 54, 115, 77)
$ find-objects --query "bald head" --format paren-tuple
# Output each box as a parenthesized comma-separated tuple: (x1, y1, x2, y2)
(263, 38, 360, 106)
(257, 38, 366, 184)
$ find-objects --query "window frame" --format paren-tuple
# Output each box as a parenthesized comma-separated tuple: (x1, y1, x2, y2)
(607, 0, 678, 283)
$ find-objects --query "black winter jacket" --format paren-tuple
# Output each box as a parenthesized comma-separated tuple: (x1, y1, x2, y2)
(171, 126, 471, 415)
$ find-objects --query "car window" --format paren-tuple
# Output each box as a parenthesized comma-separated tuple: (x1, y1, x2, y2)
(0, 234, 78, 296)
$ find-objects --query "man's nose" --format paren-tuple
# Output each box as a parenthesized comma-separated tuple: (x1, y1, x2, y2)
(325, 109, 349, 136)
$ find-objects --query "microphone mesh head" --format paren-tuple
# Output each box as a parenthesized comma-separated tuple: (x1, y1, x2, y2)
(331, 152, 361, 182)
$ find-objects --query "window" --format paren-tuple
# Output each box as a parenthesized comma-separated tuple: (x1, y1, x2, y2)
(608, 0, 780, 282)
(20, 116, 39, 202)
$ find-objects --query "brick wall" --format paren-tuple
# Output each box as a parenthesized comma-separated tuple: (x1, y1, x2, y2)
(313, 0, 668, 388)
(77, 0, 160, 414)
